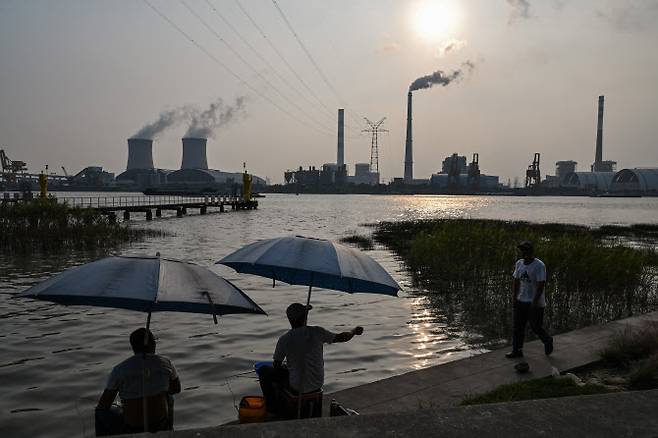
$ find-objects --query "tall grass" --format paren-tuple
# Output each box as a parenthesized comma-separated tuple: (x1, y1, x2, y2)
(374, 219, 658, 345)
(0, 199, 164, 252)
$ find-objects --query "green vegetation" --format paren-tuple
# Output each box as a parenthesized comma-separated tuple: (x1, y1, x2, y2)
(461, 376, 616, 406)
(600, 323, 658, 390)
(0, 198, 164, 252)
(339, 234, 375, 250)
(374, 219, 658, 345)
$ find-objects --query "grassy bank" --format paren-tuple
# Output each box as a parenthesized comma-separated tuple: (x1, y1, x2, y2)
(0, 199, 164, 252)
(374, 219, 658, 345)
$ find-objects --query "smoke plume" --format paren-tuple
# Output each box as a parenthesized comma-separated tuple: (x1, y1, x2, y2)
(131, 108, 186, 139)
(409, 61, 475, 92)
(185, 97, 246, 139)
(507, 0, 531, 23)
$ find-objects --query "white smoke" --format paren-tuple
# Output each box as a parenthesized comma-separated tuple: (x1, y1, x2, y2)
(184, 97, 246, 139)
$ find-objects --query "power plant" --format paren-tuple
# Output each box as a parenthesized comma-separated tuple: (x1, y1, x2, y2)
(126, 138, 155, 170)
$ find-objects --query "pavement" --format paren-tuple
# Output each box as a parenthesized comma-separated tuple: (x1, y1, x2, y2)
(325, 311, 658, 414)
(152, 389, 658, 437)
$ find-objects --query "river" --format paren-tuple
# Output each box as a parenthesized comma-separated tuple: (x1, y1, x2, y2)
(1, 193, 657, 437)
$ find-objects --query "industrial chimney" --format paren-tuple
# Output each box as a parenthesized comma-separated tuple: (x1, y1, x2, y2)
(126, 138, 155, 170)
(592, 95, 604, 171)
(181, 137, 208, 170)
(337, 108, 345, 168)
(404, 91, 413, 183)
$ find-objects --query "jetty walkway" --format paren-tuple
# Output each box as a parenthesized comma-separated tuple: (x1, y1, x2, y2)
(2, 194, 258, 221)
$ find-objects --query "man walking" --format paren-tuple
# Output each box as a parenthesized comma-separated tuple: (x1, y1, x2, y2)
(506, 241, 553, 358)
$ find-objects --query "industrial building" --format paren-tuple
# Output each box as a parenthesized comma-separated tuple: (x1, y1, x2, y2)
(610, 168, 658, 194)
(430, 153, 499, 190)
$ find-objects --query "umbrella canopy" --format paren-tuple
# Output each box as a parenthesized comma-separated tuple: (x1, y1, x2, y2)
(218, 235, 400, 295)
(19, 255, 266, 317)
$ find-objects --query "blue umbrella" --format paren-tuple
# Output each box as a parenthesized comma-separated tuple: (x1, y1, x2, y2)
(19, 255, 266, 432)
(20, 255, 266, 325)
(217, 235, 400, 307)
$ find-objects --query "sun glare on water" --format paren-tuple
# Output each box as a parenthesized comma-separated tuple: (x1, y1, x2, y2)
(413, 0, 461, 41)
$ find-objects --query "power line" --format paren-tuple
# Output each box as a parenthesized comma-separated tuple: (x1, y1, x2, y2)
(234, 0, 335, 119)
(269, 0, 363, 128)
(179, 0, 334, 136)
(203, 0, 336, 125)
(142, 0, 332, 137)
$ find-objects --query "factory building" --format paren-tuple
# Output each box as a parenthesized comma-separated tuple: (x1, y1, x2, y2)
(429, 153, 500, 190)
(348, 163, 379, 185)
(561, 171, 615, 192)
(610, 168, 658, 194)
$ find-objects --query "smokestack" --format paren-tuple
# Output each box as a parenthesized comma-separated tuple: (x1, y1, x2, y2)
(126, 138, 154, 170)
(181, 137, 208, 170)
(594, 95, 604, 171)
(337, 109, 345, 168)
(404, 92, 413, 183)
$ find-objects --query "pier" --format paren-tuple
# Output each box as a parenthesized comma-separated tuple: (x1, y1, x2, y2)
(1, 193, 258, 221)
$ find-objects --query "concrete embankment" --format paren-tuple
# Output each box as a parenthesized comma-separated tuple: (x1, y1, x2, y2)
(158, 311, 658, 437)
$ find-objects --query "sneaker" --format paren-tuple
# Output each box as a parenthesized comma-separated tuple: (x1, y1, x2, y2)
(505, 350, 523, 359)
(545, 338, 554, 356)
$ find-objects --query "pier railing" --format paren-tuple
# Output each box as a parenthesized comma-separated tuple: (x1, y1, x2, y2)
(53, 195, 244, 209)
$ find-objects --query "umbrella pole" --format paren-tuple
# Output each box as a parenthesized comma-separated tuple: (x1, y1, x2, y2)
(298, 280, 313, 419)
(142, 312, 151, 433)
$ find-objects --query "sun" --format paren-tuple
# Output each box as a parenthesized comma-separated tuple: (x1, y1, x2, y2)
(413, 1, 461, 41)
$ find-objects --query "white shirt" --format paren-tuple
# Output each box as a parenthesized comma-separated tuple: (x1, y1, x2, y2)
(273, 326, 336, 393)
(513, 258, 547, 307)
(105, 354, 178, 400)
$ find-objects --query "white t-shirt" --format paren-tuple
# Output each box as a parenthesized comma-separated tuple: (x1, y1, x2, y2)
(512, 258, 547, 307)
(273, 326, 336, 393)
(105, 354, 178, 400)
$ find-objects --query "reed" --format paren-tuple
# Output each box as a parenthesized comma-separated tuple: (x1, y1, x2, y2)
(339, 234, 375, 250)
(374, 219, 658, 346)
(0, 199, 164, 252)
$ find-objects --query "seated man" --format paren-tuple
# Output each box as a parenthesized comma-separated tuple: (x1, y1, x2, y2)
(96, 328, 181, 434)
(258, 303, 363, 417)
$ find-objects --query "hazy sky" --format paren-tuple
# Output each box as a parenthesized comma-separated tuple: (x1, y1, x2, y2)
(1, 0, 657, 184)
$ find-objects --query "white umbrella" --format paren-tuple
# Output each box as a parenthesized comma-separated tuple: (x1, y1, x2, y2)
(19, 255, 266, 432)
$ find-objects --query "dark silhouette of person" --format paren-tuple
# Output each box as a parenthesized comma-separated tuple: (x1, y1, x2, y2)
(506, 241, 553, 359)
(258, 303, 363, 417)
(96, 328, 180, 434)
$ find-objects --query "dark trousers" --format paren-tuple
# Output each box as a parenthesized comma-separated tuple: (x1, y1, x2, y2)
(512, 300, 552, 352)
(257, 365, 290, 414)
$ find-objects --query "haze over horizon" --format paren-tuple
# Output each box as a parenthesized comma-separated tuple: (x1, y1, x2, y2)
(1, 0, 657, 184)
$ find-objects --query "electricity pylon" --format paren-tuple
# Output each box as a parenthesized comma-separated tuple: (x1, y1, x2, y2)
(362, 117, 388, 173)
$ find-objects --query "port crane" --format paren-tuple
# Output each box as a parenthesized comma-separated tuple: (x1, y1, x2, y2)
(467, 153, 481, 189)
(1, 149, 28, 184)
(525, 153, 541, 189)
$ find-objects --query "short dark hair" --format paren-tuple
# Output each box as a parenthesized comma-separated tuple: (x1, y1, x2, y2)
(130, 328, 155, 354)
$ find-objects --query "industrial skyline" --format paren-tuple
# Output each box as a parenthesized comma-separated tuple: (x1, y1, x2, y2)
(1, 1, 658, 183)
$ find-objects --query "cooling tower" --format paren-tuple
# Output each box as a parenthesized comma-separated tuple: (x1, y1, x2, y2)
(126, 138, 154, 170)
(181, 137, 208, 170)
(337, 109, 345, 168)
(404, 91, 413, 183)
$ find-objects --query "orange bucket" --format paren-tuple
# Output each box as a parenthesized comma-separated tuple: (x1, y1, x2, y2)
(238, 396, 266, 423)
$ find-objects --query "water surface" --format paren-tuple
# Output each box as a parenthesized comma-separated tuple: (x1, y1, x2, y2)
(2, 194, 657, 436)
